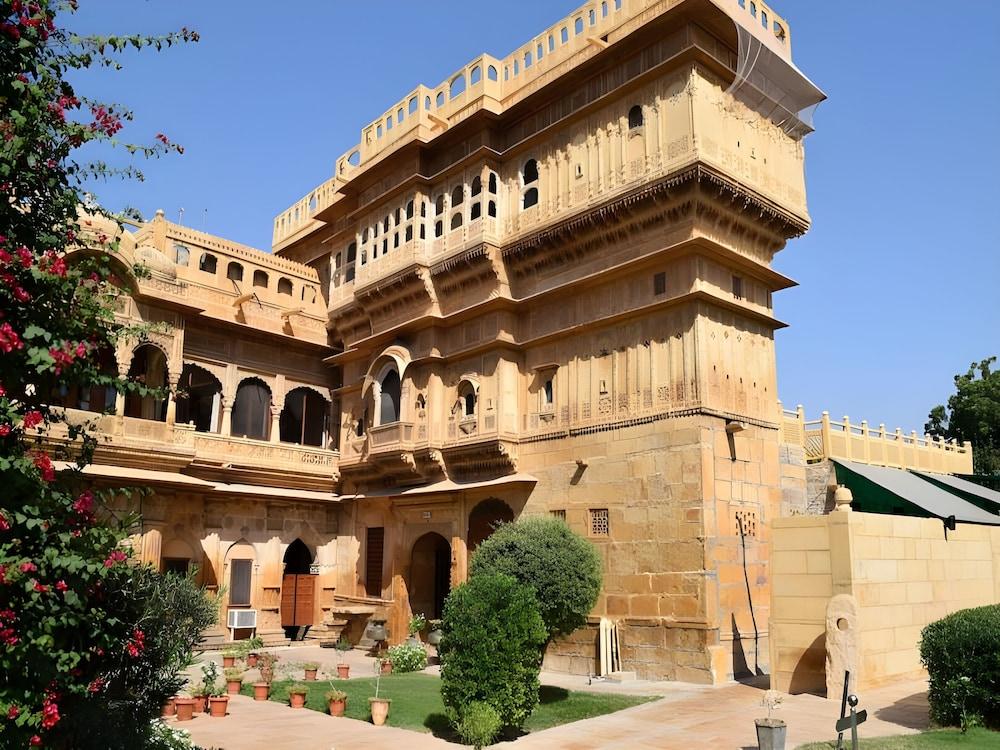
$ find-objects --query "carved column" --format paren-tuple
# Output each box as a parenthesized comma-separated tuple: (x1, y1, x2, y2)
(141, 522, 165, 570)
(220, 398, 233, 437)
(115, 359, 130, 417)
(165, 371, 180, 426)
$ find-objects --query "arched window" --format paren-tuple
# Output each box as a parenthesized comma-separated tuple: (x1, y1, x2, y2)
(537, 43, 544, 61)
(602, 1, 608, 17)
(470, 66, 482, 85)
(383, 216, 390, 233)
(523, 160, 539, 184)
(424, 95, 431, 110)
(434, 221, 443, 238)
(231, 378, 271, 441)
(176, 363, 222, 432)
(487, 65, 498, 81)
(408, 97, 418, 114)
(435, 195, 445, 216)
(54, 346, 116, 414)
(277, 277, 293, 295)
(628, 105, 644, 129)
(575, 17, 584, 34)
(199, 253, 217, 274)
(543, 378, 554, 408)
(523, 188, 538, 209)
(226, 262, 243, 283)
(524, 51, 532, 68)
(470, 176, 482, 196)
(488, 172, 498, 194)
(458, 381, 477, 417)
(405, 225, 413, 242)
(397, 107, 404, 123)
(345, 243, 357, 282)
(451, 185, 464, 206)
(379, 369, 401, 425)
(173, 244, 190, 266)
(548, 34, 555, 52)
(279, 387, 327, 446)
(436, 91, 445, 108)
(406, 199, 414, 219)
(471, 202, 481, 221)
(124, 344, 168, 422)
(450, 213, 463, 230)
(589, 8, 596, 24)
(253, 270, 268, 288)
(488, 200, 497, 218)
(449, 74, 466, 98)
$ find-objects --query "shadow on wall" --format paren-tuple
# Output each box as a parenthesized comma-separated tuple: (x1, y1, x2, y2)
(732, 614, 765, 682)
(788, 633, 827, 696)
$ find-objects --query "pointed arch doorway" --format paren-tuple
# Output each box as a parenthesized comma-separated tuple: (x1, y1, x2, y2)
(280, 539, 315, 640)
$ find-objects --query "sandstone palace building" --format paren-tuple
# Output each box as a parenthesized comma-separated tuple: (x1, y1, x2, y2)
(60, 0, 984, 685)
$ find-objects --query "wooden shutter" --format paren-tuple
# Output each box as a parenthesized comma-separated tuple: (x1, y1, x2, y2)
(280, 574, 315, 627)
(230, 559, 252, 606)
(365, 527, 385, 597)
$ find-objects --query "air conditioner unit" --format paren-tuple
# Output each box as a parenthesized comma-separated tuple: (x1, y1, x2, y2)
(227, 609, 257, 630)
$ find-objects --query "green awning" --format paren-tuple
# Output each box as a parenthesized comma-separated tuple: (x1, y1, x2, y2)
(911, 471, 1000, 516)
(832, 460, 1000, 526)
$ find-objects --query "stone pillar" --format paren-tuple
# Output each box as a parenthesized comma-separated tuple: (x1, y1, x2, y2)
(165, 372, 180, 426)
(270, 405, 282, 443)
(141, 523, 165, 570)
(450, 534, 468, 587)
(220, 399, 233, 437)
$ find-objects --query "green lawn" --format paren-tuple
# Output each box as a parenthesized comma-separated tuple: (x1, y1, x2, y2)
(797, 728, 1000, 749)
(242, 673, 656, 739)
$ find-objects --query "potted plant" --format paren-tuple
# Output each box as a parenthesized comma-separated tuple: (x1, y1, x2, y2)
(335, 636, 351, 678)
(755, 690, 786, 750)
(174, 696, 196, 722)
(221, 648, 238, 668)
(426, 619, 443, 646)
(253, 652, 278, 702)
(241, 635, 263, 668)
(380, 656, 392, 675)
(197, 660, 219, 713)
(325, 688, 348, 717)
(224, 667, 243, 695)
(368, 657, 391, 726)
(406, 613, 426, 646)
(303, 661, 319, 681)
(208, 684, 229, 718)
(161, 696, 177, 718)
(287, 683, 309, 709)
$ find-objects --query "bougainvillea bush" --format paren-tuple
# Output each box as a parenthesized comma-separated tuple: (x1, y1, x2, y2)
(0, 2, 211, 747)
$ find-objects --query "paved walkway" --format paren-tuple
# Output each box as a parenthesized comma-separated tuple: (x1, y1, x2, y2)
(179, 648, 931, 750)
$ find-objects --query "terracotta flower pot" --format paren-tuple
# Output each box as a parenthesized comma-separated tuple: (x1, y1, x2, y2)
(380, 660, 392, 675)
(222, 655, 236, 668)
(246, 652, 258, 668)
(193, 695, 207, 714)
(226, 679, 242, 695)
(209, 696, 229, 718)
(336, 663, 350, 679)
(304, 668, 318, 681)
(328, 698, 346, 717)
(161, 697, 177, 718)
(289, 692, 307, 709)
(174, 698, 196, 722)
(253, 683, 269, 701)
(369, 697, 391, 726)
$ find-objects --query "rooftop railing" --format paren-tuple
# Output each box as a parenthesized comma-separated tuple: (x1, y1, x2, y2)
(778, 403, 973, 475)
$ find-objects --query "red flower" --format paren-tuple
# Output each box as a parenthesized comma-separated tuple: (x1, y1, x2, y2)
(72, 490, 94, 516)
(32, 452, 55, 482)
(54, 580, 68, 592)
(33, 580, 48, 593)
(22, 410, 42, 429)
(15, 247, 32, 268)
(40, 697, 60, 729)
(0, 424, 11, 437)
(0, 513, 8, 532)
(103, 549, 127, 568)
(6, 705, 18, 719)
(0, 565, 7, 584)
(87, 677, 104, 693)
(0, 322, 23, 353)
(30, 734, 42, 746)
(20, 561, 37, 573)
(13, 286, 31, 303)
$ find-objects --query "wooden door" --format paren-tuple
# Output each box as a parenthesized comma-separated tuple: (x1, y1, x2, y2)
(280, 573, 315, 627)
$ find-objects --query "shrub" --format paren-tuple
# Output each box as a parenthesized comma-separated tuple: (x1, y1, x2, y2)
(439, 573, 547, 730)
(223, 668, 243, 682)
(335, 636, 352, 652)
(287, 684, 308, 697)
(457, 701, 502, 749)
(470, 516, 602, 640)
(920, 604, 1000, 729)
(303, 662, 319, 670)
(324, 689, 347, 702)
(256, 652, 279, 685)
(387, 643, 428, 673)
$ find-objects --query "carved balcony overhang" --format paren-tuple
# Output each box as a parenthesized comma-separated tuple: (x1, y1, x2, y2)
(440, 436, 518, 482)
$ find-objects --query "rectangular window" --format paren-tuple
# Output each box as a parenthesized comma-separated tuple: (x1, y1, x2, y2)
(653, 272, 666, 296)
(732, 275, 744, 300)
(365, 527, 385, 597)
(230, 559, 252, 606)
(551, 509, 566, 521)
(163, 558, 190, 575)
(589, 508, 609, 537)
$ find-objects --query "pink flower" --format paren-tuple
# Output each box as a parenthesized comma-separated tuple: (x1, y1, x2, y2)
(72, 490, 94, 516)
(54, 580, 68, 592)
(103, 549, 127, 568)
(32, 452, 55, 482)
(40, 697, 60, 729)
(0, 322, 23, 353)
(19, 561, 37, 573)
(30, 734, 42, 746)
(87, 677, 104, 693)
(22, 410, 42, 429)
(33, 580, 48, 593)
(16, 247, 32, 268)
(0, 512, 9, 531)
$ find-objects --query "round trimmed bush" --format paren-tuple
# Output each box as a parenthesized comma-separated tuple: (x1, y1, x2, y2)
(470, 516, 602, 640)
(457, 701, 502, 749)
(387, 642, 428, 673)
(439, 573, 547, 730)
(920, 604, 1000, 729)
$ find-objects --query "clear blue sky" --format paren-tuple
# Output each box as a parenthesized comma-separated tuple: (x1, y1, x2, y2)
(70, 1, 999, 434)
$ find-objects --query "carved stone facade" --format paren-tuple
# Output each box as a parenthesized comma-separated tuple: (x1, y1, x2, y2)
(64, 0, 833, 678)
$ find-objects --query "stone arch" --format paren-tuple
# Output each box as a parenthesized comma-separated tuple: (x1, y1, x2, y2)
(455, 375, 480, 417)
(361, 345, 411, 400)
(467, 498, 514, 551)
(176, 363, 222, 432)
(279, 386, 329, 446)
(124, 343, 168, 421)
(224, 538, 256, 608)
(162, 537, 196, 575)
(231, 377, 272, 440)
(408, 532, 451, 620)
(283, 538, 313, 575)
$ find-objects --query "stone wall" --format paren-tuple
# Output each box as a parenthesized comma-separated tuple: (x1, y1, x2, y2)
(769, 510, 1000, 695)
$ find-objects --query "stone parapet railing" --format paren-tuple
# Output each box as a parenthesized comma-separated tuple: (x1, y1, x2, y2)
(778, 403, 973, 475)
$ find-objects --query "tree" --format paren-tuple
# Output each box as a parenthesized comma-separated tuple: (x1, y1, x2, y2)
(470, 516, 602, 641)
(0, 2, 206, 747)
(439, 573, 547, 733)
(926, 357, 1000, 475)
